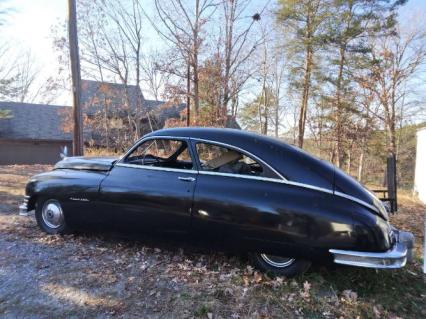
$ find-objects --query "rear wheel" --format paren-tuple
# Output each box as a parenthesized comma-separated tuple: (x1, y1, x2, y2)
(249, 253, 311, 277)
(35, 199, 69, 235)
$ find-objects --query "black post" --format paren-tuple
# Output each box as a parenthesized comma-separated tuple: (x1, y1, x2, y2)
(68, 0, 84, 156)
(387, 155, 397, 212)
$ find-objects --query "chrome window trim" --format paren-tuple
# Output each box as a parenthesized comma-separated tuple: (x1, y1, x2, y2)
(115, 163, 198, 174)
(117, 135, 189, 164)
(191, 137, 287, 181)
(198, 170, 280, 183)
(117, 135, 378, 213)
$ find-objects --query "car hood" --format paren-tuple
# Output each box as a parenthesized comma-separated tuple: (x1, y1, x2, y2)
(54, 156, 118, 171)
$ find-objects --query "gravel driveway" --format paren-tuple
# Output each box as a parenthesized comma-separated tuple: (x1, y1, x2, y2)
(0, 165, 425, 319)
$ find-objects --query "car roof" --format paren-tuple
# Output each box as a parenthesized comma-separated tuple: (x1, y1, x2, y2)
(146, 127, 335, 191)
(146, 127, 298, 152)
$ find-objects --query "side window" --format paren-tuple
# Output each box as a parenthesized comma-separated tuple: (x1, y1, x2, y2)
(124, 139, 193, 170)
(196, 143, 264, 177)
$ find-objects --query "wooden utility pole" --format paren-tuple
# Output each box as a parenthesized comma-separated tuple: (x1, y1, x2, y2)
(186, 63, 190, 126)
(68, 0, 84, 156)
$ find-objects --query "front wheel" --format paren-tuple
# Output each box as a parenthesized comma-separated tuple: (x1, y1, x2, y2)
(249, 253, 311, 277)
(35, 199, 70, 235)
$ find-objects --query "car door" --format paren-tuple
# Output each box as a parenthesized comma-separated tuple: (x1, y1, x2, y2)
(98, 137, 197, 235)
(190, 140, 289, 250)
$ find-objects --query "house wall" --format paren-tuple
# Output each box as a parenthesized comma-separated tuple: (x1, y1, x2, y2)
(0, 140, 73, 165)
(414, 128, 426, 203)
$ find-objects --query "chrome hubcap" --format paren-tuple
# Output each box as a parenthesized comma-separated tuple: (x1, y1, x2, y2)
(260, 254, 295, 268)
(41, 200, 64, 229)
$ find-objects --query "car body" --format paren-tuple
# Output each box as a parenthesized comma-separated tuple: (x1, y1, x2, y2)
(19, 127, 414, 276)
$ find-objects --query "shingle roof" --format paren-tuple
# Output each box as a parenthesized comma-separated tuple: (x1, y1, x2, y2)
(0, 102, 72, 141)
(0, 81, 187, 142)
(80, 80, 185, 119)
(81, 80, 144, 115)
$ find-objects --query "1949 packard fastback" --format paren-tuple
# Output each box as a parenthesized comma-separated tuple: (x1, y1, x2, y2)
(19, 128, 414, 276)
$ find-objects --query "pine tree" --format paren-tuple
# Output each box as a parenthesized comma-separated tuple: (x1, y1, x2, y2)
(321, 0, 403, 168)
(276, 0, 329, 148)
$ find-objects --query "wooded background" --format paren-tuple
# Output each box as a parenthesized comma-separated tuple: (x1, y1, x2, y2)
(1, 0, 425, 188)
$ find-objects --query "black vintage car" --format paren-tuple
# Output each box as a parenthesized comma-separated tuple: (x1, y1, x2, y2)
(19, 128, 414, 276)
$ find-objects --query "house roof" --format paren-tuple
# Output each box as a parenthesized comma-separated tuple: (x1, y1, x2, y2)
(80, 79, 186, 128)
(0, 80, 188, 142)
(81, 80, 144, 115)
(0, 102, 72, 141)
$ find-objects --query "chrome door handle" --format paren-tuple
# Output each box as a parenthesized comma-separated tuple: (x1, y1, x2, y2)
(178, 176, 196, 182)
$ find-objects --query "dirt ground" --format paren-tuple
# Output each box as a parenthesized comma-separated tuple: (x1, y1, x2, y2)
(0, 165, 425, 318)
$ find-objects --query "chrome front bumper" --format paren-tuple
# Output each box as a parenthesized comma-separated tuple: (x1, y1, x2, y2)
(18, 196, 30, 216)
(329, 230, 415, 269)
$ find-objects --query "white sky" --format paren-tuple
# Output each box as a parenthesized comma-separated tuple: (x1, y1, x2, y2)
(1, 0, 425, 108)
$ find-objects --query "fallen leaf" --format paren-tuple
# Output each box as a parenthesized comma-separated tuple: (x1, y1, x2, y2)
(254, 271, 262, 283)
(342, 289, 358, 302)
(373, 305, 381, 318)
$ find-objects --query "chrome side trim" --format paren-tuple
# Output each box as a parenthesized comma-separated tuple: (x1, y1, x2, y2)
(285, 180, 334, 194)
(115, 163, 198, 174)
(197, 171, 334, 194)
(335, 191, 379, 214)
(191, 137, 287, 181)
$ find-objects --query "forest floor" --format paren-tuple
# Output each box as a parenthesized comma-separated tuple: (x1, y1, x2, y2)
(0, 165, 425, 318)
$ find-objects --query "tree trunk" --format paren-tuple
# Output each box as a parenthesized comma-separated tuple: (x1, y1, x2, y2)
(335, 45, 346, 168)
(357, 149, 364, 182)
(298, 44, 313, 148)
(135, 44, 142, 139)
(103, 97, 110, 150)
(193, 61, 200, 120)
(275, 101, 279, 137)
(192, 0, 200, 122)
(222, 0, 234, 118)
(275, 79, 280, 138)
(346, 145, 352, 174)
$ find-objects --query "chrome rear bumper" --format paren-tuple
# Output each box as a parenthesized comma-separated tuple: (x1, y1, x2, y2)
(329, 230, 414, 269)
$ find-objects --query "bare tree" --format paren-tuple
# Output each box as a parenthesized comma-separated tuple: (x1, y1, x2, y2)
(77, 0, 146, 141)
(149, 0, 218, 122)
(0, 45, 59, 103)
(0, 45, 17, 99)
(366, 25, 426, 158)
(141, 50, 171, 101)
(220, 0, 266, 118)
(13, 51, 40, 102)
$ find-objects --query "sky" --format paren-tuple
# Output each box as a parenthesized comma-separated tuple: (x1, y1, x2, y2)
(1, 0, 426, 106)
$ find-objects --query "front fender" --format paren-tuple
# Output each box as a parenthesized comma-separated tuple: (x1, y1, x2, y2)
(24, 169, 108, 210)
